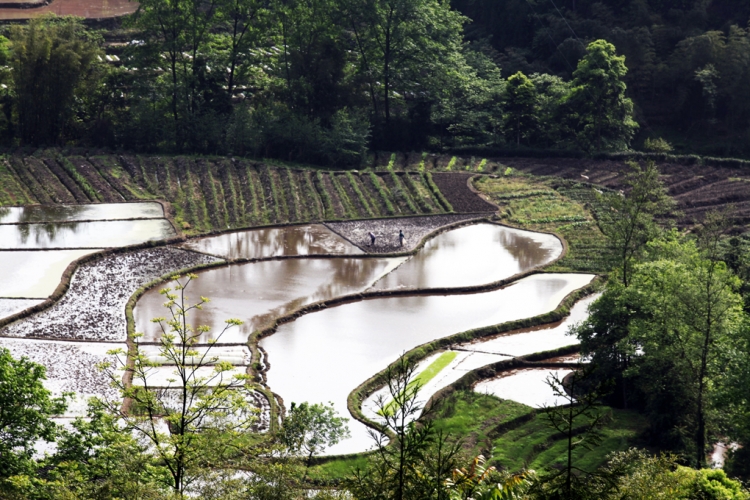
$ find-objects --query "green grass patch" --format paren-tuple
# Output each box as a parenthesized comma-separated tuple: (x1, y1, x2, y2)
(331, 174, 358, 218)
(430, 390, 647, 474)
(315, 171, 337, 219)
(0, 160, 33, 205)
(306, 454, 370, 483)
(388, 171, 419, 213)
(446, 156, 457, 171)
(380, 351, 457, 416)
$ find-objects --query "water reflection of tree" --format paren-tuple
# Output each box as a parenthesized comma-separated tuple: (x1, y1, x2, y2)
(15, 221, 81, 246)
(496, 229, 555, 272)
(18, 205, 86, 224)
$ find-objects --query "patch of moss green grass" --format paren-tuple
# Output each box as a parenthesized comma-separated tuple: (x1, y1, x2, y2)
(473, 174, 610, 274)
(380, 351, 457, 416)
(306, 454, 370, 483)
(429, 390, 647, 474)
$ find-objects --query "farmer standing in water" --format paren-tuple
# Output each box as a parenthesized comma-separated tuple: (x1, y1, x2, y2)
(399, 229, 405, 247)
(368, 231, 376, 246)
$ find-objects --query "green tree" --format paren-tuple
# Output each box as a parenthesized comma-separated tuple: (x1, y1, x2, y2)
(339, 0, 468, 143)
(101, 274, 258, 498)
(600, 160, 674, 288)
(348, 354, 461, 500)
(563, 39, 638, 152)
(584, 448, 749, 499)
(132, 0, 225, 149)
(532, 368, 609, 500)
(10, 17, 101, 145)
(41, 401, 169, 499)
(279, 401, 350, 474)
(628, 231, 743, 467)
(0, 348, 66, 484)
(503, 71, 536, 146)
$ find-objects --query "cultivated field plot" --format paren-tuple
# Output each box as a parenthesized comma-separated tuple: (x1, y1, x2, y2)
(0, 154, 492, 237)
(0, 201, 174, 309)
(495, 156, 750, 230)
(0, 161, 613, 466)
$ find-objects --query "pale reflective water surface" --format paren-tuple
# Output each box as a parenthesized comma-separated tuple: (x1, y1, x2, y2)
(180, 224, 364, 259)
(474, 368, 574, 408)
(261, 273, 594, 455)
(0, 298, 44, 319)
(0, 249, 102, 297)
(372, 224, 562, 290)
(134, 257, 405, 343)
(0, 202, 164, 223)
(0, 220, 175, 248)
(360, 293, 600, 424)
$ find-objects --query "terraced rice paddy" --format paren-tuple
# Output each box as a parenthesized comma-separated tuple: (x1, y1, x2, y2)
(474, 368, 574, 408)
(0, 175, 602, 457)
(360, 292, 600, 426)
(0, 201, 175, 319)
(263, 272, 593, 455)
(0, 154, 492, 238)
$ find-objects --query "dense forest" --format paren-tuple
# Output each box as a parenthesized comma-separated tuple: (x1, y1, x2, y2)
(454, 0, 750, 156)
(1, 0, 748, 161)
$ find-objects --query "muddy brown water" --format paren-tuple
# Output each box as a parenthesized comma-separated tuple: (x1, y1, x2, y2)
(179, 224, 364, 259)
(134, 257, 405, 343)
(0, 249, 101, 298)
(0, 202, 164, 224)
(0, 220, 175, 249)
(371, 223, 562, 290)
(261, 273, 594, 455)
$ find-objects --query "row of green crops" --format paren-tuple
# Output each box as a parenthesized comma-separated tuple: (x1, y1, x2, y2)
(0, 152, 455, 235)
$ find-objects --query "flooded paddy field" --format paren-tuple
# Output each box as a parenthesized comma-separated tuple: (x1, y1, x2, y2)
(135, 256, 405, 344)
(0, 298, 43, 317)
(0, 202, 164, 224)
(370, 223, 562, 290)
(0, 219, 175, 249)
(1, 247, 218, 341)
(137, 222, 561, 344)
(474, 368, 574, 408)
(0, 201, 177, 319)
(0, 249, 101, 298)
(180, 224, 364, 259)
(262, 273, 594, 455)
(360, 293, 598, 427)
